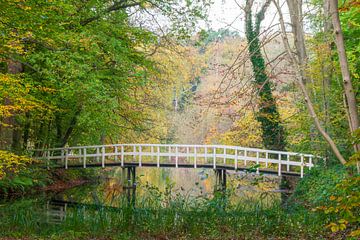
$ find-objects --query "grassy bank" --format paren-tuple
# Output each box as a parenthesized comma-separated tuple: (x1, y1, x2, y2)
(0, 166, 97, 198)
(0, 192, 326, 240)
(0, 150, 96, 197)
(0, 165, 358, 239)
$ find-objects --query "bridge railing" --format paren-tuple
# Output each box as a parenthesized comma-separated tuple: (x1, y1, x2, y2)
(32, 144, 315, 177)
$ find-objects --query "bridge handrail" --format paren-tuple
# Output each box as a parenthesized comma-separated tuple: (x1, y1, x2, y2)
(32, 143, 316, 178)
(32, 143, 315, 157)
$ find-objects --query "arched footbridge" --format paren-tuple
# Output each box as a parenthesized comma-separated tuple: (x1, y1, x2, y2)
(34, 144, 315, 178)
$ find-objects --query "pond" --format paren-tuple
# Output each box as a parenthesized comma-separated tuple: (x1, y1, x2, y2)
(0, 167, 290, 239)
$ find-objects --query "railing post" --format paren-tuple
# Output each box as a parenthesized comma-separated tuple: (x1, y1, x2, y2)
(114, 146, 118, 162)
(157, 146, 160, 167)
(300, 154, 304, 178)
(309, 156, 313, 170)
(286, 154, 290, 172)
(46, 150, 50, 170)
(151, 146, 154, 160)
(235, 148, 238, 170)
(223, 148, 226, 165)
(194, 147, 197, 168)
(278, 153, 281, 176)
(61, 149, 64, 165)
(205, 146, 208, 163)
(121, 145, 124, 167)
(244, 149, 247, 166)
(101, 146, 105, 168)
(265, 152, 268, 168)
(186, 146, 189, 162)
(78, 148, 82, 163)
(139, 145, 142, 167)
(168, 146, 171, 161)
(256, 151, 259, 174)
(213, 147, 216, 169)
(83, 148, 86, 168)
(175, 146, 178, 168)
(65, 148, 68, 169)
(133, 145, 136, 161)
(96, 147, 100, 162)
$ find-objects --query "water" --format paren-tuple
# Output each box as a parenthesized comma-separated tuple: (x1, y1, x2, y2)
(0, 168, 283, 226)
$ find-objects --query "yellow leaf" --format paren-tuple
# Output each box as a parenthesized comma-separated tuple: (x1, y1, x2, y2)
(349, 229, 360, 237)
(330, 224, 339, 232)
(339, 224, 346, 231)
(338, 219, 347, 224)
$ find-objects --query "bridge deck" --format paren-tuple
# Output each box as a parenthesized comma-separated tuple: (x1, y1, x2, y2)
(34, 143, 315, 178)
(61, 162, 301, 177)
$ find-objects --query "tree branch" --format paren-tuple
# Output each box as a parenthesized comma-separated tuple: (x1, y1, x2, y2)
(80, 1, 141, 26)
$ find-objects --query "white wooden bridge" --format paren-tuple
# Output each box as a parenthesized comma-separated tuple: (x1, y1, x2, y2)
(35, 144, 314, 178)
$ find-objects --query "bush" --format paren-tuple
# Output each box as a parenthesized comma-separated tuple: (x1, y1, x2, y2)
(291, 164, 360, 238)
(291, 165, 348, 207)
(316, 175, 360, 238)
(0, 150, 33, 179)
(0, 150, 51, 195)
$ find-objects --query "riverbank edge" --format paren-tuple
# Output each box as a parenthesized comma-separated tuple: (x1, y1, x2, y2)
(0, 168, 98, 199)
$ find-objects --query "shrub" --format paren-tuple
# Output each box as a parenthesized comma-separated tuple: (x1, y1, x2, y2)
(0, 150, 33, 180)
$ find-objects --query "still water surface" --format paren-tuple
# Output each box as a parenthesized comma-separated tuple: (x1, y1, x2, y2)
(1, 168, 283, 224)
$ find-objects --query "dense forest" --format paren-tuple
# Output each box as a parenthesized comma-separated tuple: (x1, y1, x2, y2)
(0, 0, 359, 239)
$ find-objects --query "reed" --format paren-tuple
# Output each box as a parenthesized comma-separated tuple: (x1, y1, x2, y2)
(0, 183, 327, 240)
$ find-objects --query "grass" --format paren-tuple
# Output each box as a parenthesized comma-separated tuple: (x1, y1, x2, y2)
(0, 182, 329, 240)
(1, 164, 355, 239)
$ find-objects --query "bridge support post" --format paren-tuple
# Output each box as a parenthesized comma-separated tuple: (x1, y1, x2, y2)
(122, 166, 136, 205)
(214, 169, 227, 192)
(280, 175, 299, 206)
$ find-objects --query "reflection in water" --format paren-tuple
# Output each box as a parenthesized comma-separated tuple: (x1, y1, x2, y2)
(46, 201, 67, 224)
(54, 167, 281, 209)
(1, 167, 284, 227)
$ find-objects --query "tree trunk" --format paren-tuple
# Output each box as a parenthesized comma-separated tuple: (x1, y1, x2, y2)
(273, 0, 347, 164)
(330, 0, 359, 151)
(244, 0, 286, 151)
(322, 0, 333, 158)
(286, 0, 307, 83)
(23, 112, 31, 149)
(7, 59, 23, 152)
(60, 107, 82, 147)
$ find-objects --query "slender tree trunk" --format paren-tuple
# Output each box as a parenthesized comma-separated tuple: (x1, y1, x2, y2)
(11, 117, 22, 152)
(330, 0, 359, 151)
(23, 112, 30, 149)
(7, 59, 23, 152)
(322, 0, 333, 158)
(286, 0, 324, 154)
(273, 0, 347, 164)
(35, 122, 44, 150)
(286, 0, 307, 83)
(60, 107, 82, 147)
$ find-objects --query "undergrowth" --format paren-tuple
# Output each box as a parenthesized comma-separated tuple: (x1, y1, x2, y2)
(0, 164, 358, 239)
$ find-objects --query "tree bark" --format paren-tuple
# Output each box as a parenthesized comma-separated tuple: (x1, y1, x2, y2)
(60, 107, 82, 147)
(330, 0, 359, 151)
(286, 0, 307, 83)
